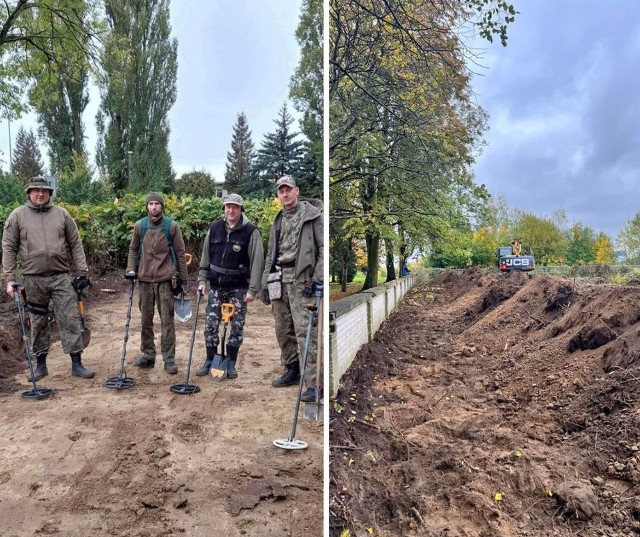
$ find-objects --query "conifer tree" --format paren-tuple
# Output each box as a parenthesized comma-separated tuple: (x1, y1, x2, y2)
(12, 127, 44, 183)
(224, 112, 255, 196)
(253, 103, 306, 197)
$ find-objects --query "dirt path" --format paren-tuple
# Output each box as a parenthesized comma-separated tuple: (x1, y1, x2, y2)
(0, 276, 322, 537)
(330, 269, 640, 536)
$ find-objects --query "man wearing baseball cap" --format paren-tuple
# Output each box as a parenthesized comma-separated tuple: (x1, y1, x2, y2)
(262, 175, 324, 402)
(2, 176, 95, 380)
(195, 193, 264, 378)
(126, 191, 189, 375)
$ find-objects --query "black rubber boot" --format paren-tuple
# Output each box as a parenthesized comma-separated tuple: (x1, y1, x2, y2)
(226, 345, 239, 379)
(134, 356, 155, 368)
(71, 352, 95, 379)
(196, 346, 216, 377)
(164, 359, 178, 374)
(27, 353, 48, 382)
(301, 387, 320, 403)
(272, 362, 300, 387)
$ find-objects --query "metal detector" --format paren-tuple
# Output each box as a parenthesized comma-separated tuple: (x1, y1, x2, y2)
(105, 276, 136, 390)
(273, 293, 322, 450)
(170, 289, 203, 395)
(12, 284, 54, 400)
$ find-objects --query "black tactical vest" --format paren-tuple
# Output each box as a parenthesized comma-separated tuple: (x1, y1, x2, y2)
(208, 219, 256, 289)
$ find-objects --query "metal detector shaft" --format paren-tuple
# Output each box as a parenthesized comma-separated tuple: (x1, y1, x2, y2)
(13, 285, 38, 390)
(287, 296, 320, 442)
(118, 279, 136, 375)
(183, 290, 203, 386)
(12, 284, 54, 399)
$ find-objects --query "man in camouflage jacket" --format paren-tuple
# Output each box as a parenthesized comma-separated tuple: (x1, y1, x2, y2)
(261, 175, 323, 402)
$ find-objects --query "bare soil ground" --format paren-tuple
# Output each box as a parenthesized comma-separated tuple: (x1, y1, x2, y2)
(0, 270, 322, 537)
(330, 268, 640, 536)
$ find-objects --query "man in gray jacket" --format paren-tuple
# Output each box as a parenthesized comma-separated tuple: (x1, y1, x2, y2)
(262, 175, 323, 402)
(195, 193, 264, 378)
(2, 176, 94, 380)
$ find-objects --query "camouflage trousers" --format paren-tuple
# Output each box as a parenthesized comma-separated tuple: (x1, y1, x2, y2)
(23, 272, 83, 356)
(138, 280, 175, 362)
(271, 281, 318, 387)
(203, 288, 247, 351)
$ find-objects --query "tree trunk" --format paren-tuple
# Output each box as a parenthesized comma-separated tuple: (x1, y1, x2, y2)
(385, 238, 396, 282)
(341, 263, 348, 292)
(363, 233, 380, 290)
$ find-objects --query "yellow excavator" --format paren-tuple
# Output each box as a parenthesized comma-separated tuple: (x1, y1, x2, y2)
(497, 239, 535, 272)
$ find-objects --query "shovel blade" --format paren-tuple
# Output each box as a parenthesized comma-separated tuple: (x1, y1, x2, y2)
(209, 353, 229, 381)
(82, 326, 91, 348)
(174, 298, 192, 322)
(303, 402, 323, 422)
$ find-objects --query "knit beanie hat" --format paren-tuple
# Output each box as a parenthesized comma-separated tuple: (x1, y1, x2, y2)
(145, 191, 164, 206)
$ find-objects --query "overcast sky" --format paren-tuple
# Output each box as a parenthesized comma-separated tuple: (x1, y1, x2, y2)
(471, 0, 640, 239)
(0, 0, 302, 182)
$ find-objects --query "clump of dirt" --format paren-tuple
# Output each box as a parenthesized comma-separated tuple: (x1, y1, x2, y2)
(330, 270, 640, 536)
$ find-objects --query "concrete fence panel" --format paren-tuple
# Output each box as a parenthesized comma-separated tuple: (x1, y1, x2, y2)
(328, 274, 417, 397)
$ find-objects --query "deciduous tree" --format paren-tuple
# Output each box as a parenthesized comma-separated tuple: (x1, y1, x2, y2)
(617, 213, 640, 263)
(290, 0, 323, 195)
(96, 0, 176, 194)
(0, 0, 101, 119)
(176, 170, 218, 199)
(594, 233, 616, 265)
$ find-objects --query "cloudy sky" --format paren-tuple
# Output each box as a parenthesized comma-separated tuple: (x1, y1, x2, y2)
(471, 0, 640, 239)
(0, 0, 302, 182)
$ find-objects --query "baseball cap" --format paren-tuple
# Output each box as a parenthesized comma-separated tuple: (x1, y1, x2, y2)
(276, 175, 297, 189)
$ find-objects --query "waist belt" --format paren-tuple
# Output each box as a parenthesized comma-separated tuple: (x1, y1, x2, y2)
(277, 261, 295, 268)
(210, 264, 246, 276)
(26, 300, 49, 316)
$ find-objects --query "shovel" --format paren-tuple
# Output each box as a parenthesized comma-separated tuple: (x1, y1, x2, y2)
(303, 297, 323, 422)
(174, 290, 192, 323)
(174, 253, 193, 322)
(76, 288, 91, 348)
(209, 302, 236, 381)
(170, 289, 203, 395)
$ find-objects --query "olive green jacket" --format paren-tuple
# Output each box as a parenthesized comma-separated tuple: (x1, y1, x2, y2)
(2, 202, 88, 282)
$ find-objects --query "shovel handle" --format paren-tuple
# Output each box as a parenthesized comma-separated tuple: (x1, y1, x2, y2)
(185, 253, 193, 266)
(221, 302, 235, 323)
(78, 300, 85, 316)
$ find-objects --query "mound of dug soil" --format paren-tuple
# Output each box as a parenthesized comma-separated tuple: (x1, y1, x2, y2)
(330, 270, 640, 536)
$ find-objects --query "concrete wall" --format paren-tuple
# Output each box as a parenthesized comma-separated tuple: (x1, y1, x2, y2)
(328, 274, 417, 397)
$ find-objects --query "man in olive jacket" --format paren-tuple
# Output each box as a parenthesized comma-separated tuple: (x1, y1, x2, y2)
(261, 175, 323, 402)
(126, 192, 189, 374)
(2, 176, 94, 380)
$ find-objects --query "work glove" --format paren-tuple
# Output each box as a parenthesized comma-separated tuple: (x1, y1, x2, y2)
(172, 275, 184, 297)
(72, 275, 91, 293)
(313, 282, 324, 298)
(125, 271, 137, 280)
(261, 288, 271, 305)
